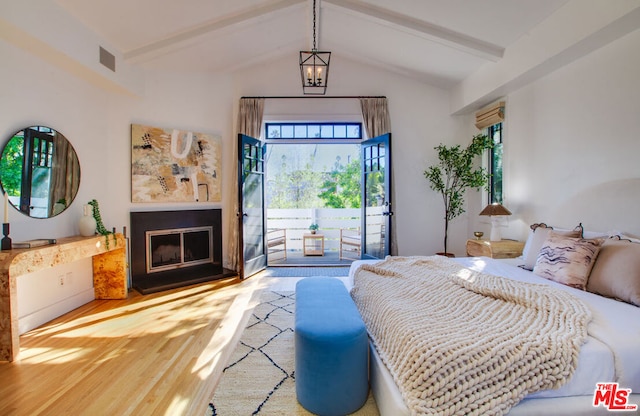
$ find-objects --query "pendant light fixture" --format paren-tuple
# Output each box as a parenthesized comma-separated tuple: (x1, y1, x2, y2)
(299, 0, 331, 95)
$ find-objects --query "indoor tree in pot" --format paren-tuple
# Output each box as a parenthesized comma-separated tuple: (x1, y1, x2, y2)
(424, 134, 493, 256)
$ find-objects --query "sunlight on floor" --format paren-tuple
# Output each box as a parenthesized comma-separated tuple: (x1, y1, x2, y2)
(18, 346, 89, 364)
(192, 276, 268, 381)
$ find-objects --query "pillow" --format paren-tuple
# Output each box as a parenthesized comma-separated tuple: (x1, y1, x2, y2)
(521, 223, 547, 260)
(587, 239, 640, 306)
(521, 224, 582, 270)
(533, 234, 604, 290)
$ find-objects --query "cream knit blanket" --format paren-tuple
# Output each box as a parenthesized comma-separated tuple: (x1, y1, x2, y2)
(351, 256, 592, 416)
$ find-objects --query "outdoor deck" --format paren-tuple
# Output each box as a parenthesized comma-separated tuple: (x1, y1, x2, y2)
(268, 250, 355, 266)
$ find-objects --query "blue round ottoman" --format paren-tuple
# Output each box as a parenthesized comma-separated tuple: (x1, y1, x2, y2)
(295, 277, 369, 415)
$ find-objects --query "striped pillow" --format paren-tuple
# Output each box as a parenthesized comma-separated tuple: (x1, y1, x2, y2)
(533, 234, 604, 289)
(522, 225, 582, 270)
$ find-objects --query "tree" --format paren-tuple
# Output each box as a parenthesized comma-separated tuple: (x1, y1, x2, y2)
(0, 135, 24, 196)
(268, 153, 324, 209)
(424, 134, 493, 254)
(318, 156, 361, 208)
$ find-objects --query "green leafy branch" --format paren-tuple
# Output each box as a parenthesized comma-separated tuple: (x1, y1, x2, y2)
(88, 199, 117, 249)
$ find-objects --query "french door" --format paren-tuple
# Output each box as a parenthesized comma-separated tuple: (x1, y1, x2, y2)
(238, 134, 266, 279)
(361, 133, 392, 259)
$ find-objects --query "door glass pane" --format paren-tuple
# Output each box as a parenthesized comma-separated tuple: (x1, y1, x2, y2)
(243, 172, 264, 261)
(362, 134, 390, 260)
(365, 168, 385, 259)
(240, 135, 266, 277)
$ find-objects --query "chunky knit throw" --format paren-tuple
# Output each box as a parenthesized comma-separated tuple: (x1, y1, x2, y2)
(351, 256, 591, 416)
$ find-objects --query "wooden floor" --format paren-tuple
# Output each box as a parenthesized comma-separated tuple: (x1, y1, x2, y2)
(0, 274, 277, 416)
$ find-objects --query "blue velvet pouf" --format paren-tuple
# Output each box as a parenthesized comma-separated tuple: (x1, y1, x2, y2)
(295, 277, 369, 416)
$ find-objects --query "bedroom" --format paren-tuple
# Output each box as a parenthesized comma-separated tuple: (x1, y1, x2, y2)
(1, 0, 639, 414)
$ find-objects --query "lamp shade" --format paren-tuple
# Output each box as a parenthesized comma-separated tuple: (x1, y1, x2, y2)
(479, 203, 512, 216)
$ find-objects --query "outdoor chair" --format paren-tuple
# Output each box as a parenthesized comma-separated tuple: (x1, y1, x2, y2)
(339, 228, 361, 260)
(267, 229, 287, 260)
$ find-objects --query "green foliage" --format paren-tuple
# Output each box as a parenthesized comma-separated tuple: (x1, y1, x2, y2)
(424, 134, 493, 253)
(318, 156, 361, 208)
(0, 135, 24, 196)
(268, 153, 325, 209)
(309, 223, 319, 231)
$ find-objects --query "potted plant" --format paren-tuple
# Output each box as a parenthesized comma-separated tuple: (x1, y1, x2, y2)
(309, 223, 319, 234)
(424, 134, 493, 256)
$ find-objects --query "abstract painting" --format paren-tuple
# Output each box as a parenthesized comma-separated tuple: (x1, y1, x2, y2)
(131, 124, 222, 202)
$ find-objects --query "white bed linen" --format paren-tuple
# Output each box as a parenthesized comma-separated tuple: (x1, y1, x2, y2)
(349, 256, 640, 414)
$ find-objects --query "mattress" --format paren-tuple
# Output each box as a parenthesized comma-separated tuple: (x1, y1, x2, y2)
(349, 256, 640, 415)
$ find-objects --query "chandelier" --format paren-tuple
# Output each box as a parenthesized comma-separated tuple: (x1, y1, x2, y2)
(299, 0, 331, 95)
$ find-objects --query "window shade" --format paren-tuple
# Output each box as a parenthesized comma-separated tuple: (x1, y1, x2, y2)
(475, 101, 505, 130)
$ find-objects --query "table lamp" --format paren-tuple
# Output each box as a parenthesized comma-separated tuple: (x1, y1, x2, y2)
(479, 203, 512, 241)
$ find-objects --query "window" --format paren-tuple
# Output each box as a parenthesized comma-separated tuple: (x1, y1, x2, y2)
(488, 123, 503, 204)
(266, 122, 362, 139)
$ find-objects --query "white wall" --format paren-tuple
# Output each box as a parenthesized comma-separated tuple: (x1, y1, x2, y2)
(468, 28, 640, 241)
(17, 258, 93, 334)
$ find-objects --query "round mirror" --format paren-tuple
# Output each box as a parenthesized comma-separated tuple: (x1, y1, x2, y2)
(0, 126, 80, 218)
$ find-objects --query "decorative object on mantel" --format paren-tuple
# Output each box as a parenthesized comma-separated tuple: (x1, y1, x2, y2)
(88, 199, 117, 249)
(2, 191, 11, 250)
(78, 203, 97, 236)
(1, 223, 10, 251)
(11, 238, 57, 249)
(131, 124, 222, 203)
(299, 0, 331, 95)
(424, 134, 493, 255)
(479, 203, 512, 241)
(473, 231, 484, 240)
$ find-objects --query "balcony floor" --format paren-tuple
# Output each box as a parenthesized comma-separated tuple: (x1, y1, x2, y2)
(267, 250, 355, 267)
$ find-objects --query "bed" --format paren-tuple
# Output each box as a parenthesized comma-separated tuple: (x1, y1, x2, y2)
(347, 234, 640, 415)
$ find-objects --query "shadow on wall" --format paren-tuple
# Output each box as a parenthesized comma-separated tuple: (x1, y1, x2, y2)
(550, 178, 640, 237)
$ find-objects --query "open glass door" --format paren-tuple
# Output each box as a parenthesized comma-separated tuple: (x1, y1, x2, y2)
(361, 133, 392, 259)
(238, 134, 266, 279)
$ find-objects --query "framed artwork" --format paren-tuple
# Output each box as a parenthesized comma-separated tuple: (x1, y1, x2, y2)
(131, 124, 222, 203)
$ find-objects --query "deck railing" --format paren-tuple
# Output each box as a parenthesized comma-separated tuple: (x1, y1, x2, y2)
(267, 208, 360, 251)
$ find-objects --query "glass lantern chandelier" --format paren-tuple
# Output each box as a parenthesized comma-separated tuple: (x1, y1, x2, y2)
(299, 0, 331, 95)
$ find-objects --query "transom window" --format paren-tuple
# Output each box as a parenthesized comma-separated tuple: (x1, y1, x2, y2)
(266, 122, 362, 139)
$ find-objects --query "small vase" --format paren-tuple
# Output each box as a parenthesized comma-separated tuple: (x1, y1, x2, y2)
(79, 204, 97, 237)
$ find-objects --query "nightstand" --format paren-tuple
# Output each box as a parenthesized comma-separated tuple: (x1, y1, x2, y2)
(466, 239, 524, 259)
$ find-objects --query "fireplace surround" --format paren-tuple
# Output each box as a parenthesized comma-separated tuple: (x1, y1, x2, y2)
(130, 209, 234, 294)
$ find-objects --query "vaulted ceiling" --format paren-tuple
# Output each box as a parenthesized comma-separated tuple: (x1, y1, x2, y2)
(55, 0, 569, 88)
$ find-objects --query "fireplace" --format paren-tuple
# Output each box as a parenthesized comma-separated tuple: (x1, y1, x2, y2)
(130, 209, 234, 294)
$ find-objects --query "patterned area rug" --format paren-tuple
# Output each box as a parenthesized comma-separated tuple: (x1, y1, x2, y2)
(208, 290, 379, 415)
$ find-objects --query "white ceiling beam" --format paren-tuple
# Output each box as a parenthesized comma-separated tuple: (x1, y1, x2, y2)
(450, 1, 640, 114)
(124, 0, 306, 61)
(322, 0, 504, 62)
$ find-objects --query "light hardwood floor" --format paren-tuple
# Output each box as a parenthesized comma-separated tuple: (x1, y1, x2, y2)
(0, 273, 293, 416)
